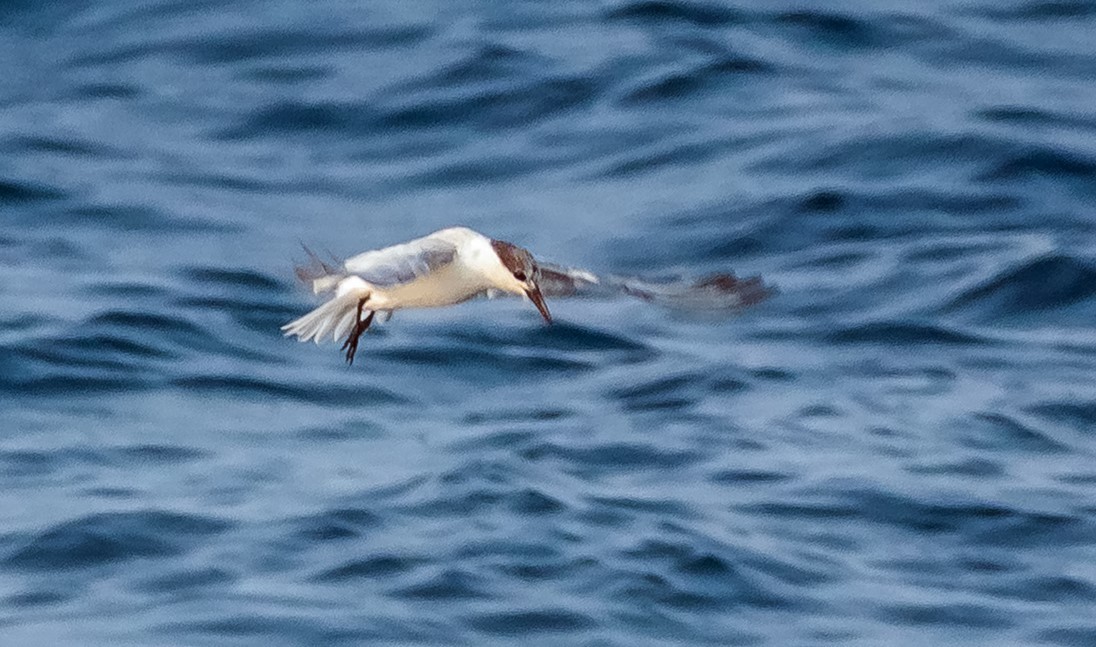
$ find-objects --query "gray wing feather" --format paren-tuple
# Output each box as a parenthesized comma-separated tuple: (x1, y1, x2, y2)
(535, 262, 773, 311)
(343, 239, 457, 287)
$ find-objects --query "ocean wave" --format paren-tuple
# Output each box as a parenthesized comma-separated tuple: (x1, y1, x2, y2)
(5, 511, 230, 570)
(825, 321, 989, 346)
(943, 254, 1096, 319)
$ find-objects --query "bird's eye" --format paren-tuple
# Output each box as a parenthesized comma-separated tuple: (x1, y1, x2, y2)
(513, 271, 527, 282)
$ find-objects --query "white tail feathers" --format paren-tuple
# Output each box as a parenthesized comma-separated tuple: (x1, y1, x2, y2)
(282, 279, 371, 344)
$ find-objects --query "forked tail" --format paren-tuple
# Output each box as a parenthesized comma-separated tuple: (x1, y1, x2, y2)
(282, 280, 371, 344)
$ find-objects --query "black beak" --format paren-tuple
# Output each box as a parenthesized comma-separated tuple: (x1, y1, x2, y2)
(526, 284, 552, 324)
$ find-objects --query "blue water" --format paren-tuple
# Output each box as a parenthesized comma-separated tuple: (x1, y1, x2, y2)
(3, 0, 1096, 644)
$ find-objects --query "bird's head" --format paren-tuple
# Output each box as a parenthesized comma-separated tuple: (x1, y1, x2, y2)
(489, 239, 552, 324)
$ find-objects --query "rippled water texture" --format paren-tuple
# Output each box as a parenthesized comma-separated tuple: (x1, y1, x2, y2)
(3, 0, 1096, 644)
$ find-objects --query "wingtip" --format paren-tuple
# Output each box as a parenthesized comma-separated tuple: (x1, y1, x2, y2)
(694, 273, 774, 308)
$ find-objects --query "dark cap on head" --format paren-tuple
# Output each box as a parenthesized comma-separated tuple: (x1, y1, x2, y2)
(490, 239, 533, 276)
(490, 238, 552, 323)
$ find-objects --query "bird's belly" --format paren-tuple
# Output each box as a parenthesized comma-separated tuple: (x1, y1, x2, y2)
(368, 266, 484, 310)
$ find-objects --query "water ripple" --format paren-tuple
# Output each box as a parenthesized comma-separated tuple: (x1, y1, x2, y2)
(313, 554, 424, 583)
(467, 609, 594, 636)
(5, 511, 230, 570)
(605, 1, 745, 26)
(944, 254, 1096, 319)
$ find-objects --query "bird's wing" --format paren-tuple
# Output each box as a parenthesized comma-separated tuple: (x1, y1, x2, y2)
(530, 262, 773, 311)
(342, 236, 458, 287)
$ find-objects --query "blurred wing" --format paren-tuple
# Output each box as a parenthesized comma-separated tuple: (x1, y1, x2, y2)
(537, 264, 602, 297)
(343, 237, 457, 287)
(535, 262, 773, 311)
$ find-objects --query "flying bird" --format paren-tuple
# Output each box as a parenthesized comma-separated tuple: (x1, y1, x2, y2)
(282, 227, 771, 364)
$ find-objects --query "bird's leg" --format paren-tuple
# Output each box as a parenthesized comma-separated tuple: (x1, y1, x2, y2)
(341, 299, 375, 365)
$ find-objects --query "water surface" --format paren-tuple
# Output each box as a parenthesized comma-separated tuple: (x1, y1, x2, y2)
(2, 0, 1096, 644)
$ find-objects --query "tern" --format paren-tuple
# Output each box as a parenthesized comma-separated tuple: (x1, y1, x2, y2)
(282, 226, 771, 364)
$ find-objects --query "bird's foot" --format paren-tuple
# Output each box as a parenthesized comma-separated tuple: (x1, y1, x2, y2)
(341, 303, 374, 366)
